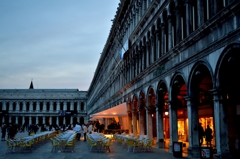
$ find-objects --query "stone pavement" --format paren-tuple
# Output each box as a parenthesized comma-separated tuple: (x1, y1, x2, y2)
(0, 132, 189, 159)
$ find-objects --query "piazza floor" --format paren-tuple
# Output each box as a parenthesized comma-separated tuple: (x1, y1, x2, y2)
(0, 131, 189, 159)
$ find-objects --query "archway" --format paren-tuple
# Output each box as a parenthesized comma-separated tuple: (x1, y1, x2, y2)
(171, 74, 188, 144)
(217, 45, 240, 156)
(190, 63, 214, 147)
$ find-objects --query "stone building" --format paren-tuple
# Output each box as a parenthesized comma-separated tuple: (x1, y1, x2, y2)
(87, 0, 240, 158)
(0, 81, 87, 127)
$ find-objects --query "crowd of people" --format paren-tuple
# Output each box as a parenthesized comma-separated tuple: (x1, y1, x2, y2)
(1, 118, 121, 141)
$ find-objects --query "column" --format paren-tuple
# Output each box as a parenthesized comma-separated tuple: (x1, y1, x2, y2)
(2, 101, 6, 110)
(43, 101, 46, 111)
(138, 109, 145, 136)
(141, 46, 145, 70)
(128, 111, 133, 134)
(22, 116, 25, 125)
(23, 101, 26, 111)
(146, 108, 153, 139)
(16, 117, 19, 124)
(29, 101, 33, 111)
(168, 15, 173, 50)
(175, 6, 182, 44)
(70, 101, 74, 110)
(146, 42, 150, 67)
(169, 101, 178, 152)
(185, 96, 200, 158)
(71, 116, 73, 124)
(197, 0, 204, 28)
(36, 101, 40, 111)
(155, 29, 161, 59)
(156, 106, 164, 148)
(212, 89, 231, 158)
(43, 116, 45, 125)
(77, 101, 80, 112)
(16, 101, 20, 111)
(132, 109, 138, 136)
(57, 101, 60, 110)
(63, 101, 67, 110)
(9, 102, 13, 110)
(185, 0, 193, 36)
(50, 116, 52, 125)
(57, 117, 59, 126)
(161, 23, 166, 55)
(29, 116, 32, 125)
(36, 116, 39, 124)
(50, 101, 53, 111)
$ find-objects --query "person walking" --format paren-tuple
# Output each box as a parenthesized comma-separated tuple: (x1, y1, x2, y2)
(205, 125, 213, 147)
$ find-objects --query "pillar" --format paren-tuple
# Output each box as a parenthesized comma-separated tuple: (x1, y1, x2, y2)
(70, 101, 74, 110)
(43, 116, 45, 125)
(23, 101, 26, 111)
(169, 101, 178, 152)
(185, 0, 193, 36)
(22, 116, 25, 125)
(29, 116, 32, 125)
(132, 109, 138, 136)
(156, 106, 164, 148)
(57, 117, 59, 126)
(43, 101, 46, 111)
(9, 102, 13, 111)
(2, 101, 6, 110)
(16, 117, 19, 124)
(57, 101, 60, 110)
(212, 89, 231, 158)
(36, 101, 40, 111)
(16, 101, 20, 111)
(128, 111, 133, 134)
(161, 23, 166, 55)
(50, 101, 53, 111)
(168, 15, 173, 50)
(30, 101, 33, 111)
(146, 108, 153, 139)
(197, 0, 204, 28)
(138, 109, 145, 136)
(175, 6, 182, 44)
(36, 116, 39, 125)
(185, 96, 200, 158)
(63, 101, 67, 110)
(50, 116, 52, 125)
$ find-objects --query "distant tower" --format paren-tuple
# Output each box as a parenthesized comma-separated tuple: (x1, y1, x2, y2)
(29, 80, 34, 89)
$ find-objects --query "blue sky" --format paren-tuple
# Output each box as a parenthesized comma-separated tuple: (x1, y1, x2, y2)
(0, 0, 119, 90)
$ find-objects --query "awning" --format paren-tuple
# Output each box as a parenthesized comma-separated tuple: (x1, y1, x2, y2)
(90, 102, 128, 119)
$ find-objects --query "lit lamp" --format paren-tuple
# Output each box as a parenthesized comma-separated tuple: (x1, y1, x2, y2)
(165, 111, 169, 115)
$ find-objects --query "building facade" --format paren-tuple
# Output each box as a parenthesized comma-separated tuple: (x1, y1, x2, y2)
(87, 0, 240, 158)
(0, 86, 88, 127)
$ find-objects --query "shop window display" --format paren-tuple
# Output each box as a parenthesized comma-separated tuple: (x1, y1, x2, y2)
(199, 117, 215, 147)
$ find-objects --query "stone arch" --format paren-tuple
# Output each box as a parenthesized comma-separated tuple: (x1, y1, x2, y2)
(215, 42, 240, 153)
(188, 60, 215, 148)
(169, 72, 188, 144)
